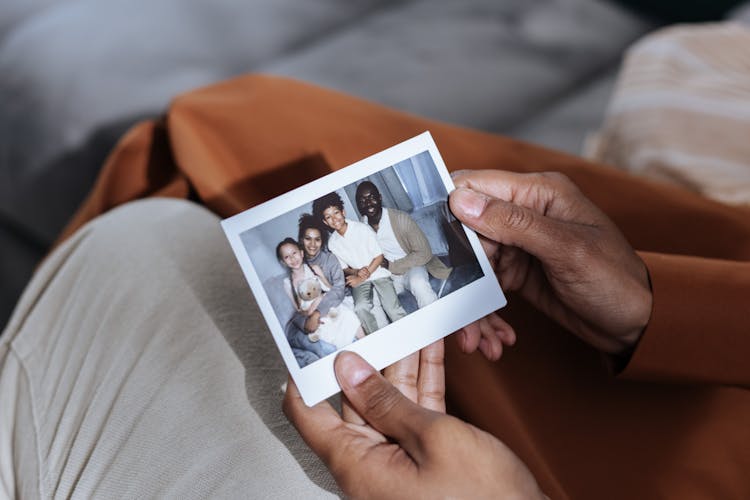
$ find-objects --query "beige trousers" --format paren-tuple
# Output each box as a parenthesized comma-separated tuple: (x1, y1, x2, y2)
(0, 199, 340, 499)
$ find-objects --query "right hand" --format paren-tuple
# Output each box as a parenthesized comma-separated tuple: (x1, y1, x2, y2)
(449, 170, 653, 356)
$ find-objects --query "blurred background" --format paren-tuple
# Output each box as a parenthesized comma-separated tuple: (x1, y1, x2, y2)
(1, 0, 749, 327)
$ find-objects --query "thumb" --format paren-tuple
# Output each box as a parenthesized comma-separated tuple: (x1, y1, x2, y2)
(334, 351, 436, 461)
(450, 187, 564, 259)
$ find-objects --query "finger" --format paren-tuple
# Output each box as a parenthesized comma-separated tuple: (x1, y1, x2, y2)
(418, 340, 446, 413)
(479, 336, 503, 361)
(450, 187, 564, 258)
(334, 351, 437, 462)
(479, 235, 500, 263)
(452, 169, 537, 202)
(341, 394, 367, 425)
(486, 313, 517, 346)
(478, 316, 504, 361)
(282, 376, 346, 465)
(453, 169, 606, 227)
(384, 351, 420, 404)
(457, 322, 481, 353)
(495, 245, 531, 292)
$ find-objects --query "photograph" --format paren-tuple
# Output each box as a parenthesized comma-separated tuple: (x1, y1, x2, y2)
(222, 132, 505, 405)
(241, 150, 485, 369)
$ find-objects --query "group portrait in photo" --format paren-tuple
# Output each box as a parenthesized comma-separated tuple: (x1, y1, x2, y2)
(246, 156, 483, 368)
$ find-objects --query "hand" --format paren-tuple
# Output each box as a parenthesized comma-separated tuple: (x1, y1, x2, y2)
(283, 345, 544, 499)
(346, 275, 365, 287)
(455, 311, 517, 361)
(356, 267, 371, 279)
(449, 170, 653, 355)
(304, 311, 321, 332)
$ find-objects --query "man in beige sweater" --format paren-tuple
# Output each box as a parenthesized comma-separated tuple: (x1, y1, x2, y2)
(355, 181, 451, 309)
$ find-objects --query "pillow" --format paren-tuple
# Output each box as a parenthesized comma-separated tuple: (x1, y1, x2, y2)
(589, 23, 750, 205)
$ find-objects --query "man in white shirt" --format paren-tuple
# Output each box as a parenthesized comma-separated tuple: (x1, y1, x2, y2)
(312, 192, 407, 335)
(355, 181, 452, 309)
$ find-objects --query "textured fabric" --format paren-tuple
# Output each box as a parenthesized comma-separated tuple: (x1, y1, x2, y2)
(386, 208, 452, 279)
(284, 265, 361, 350)
(57, 75, 750, 498)
(328, 219, 390, 282)
(290, 250, 346, 330)
(350, 277, 406, 335)
(369, 208, 407, 261)
(391, 266, 437, 309)
(0, 199, 340, 499)
(590, 23, 750, 205)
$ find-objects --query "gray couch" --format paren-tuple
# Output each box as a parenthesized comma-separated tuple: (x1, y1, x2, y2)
(0, 0, 743, 327)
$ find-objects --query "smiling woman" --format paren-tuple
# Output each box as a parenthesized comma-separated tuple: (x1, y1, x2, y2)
(298, 214, 327, 260)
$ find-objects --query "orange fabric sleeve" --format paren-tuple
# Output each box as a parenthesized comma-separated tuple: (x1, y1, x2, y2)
(621, 251, 750, 387)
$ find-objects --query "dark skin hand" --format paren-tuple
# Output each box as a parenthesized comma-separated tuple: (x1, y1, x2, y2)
(346, 255, 382, 287)
(284, 346, 546, 499)
(285, 169, 654, 498)
(450, 170, 653, 357)
(304, 311, 321, 333)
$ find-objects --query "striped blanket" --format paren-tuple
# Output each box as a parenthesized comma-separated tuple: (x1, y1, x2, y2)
(589, 23, 750, 205)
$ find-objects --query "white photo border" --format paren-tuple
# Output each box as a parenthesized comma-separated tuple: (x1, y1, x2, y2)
(221, 132, 506, 406)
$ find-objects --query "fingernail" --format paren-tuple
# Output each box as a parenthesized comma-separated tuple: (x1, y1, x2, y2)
(452, 188, 487, 218)
(335, 351, 374, 388)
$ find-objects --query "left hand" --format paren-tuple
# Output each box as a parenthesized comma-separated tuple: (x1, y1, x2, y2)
(356, 267, 371, 279)
(283, 344, 544, 499)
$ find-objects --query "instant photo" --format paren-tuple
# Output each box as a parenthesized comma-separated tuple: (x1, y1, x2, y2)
(222, 133, 506, 405)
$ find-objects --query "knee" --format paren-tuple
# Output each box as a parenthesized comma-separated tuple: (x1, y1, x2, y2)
(87, 199, 217, 254)
(73, 199, 227, 286)
(101, 199, 215, 237)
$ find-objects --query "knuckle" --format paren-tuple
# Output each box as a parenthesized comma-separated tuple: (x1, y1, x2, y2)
(421, 386, 446, 405)
(422, 349, 445, 370)
(362, 382, 402, 420)
(496, 202, 532, 232)
(391, 371, 418, 388)
(540, 171, 569, 184)
(541, 171, 579, 195)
